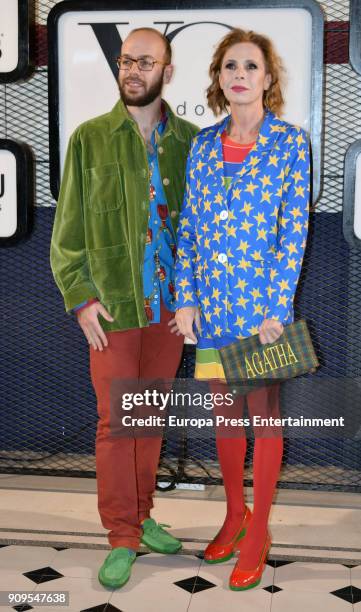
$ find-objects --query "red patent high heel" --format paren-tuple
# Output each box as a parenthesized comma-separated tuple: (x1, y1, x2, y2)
(229, 532, 271, 590)
(204, 506, 252, 564)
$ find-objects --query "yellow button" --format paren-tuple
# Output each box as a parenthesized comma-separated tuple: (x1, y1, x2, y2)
(163, 177, 170, 186)
(158, 146, 164, 154)
(170, 211, 178, 218)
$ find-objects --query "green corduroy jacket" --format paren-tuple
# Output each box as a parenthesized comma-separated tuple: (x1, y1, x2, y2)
(50, 99, 198, 332)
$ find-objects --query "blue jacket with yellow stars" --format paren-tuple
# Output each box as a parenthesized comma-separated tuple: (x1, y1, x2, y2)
(174, 110, 310, 340)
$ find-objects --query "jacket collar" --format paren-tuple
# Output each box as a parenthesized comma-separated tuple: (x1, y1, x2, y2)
(108, 98, 186, 142)
(214, 109, 281, 151)
(206, 110, 284, 182)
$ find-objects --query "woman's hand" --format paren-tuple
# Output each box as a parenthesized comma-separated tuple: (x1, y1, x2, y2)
(175, 306, 201, 342)
(259, 318, 284, 345)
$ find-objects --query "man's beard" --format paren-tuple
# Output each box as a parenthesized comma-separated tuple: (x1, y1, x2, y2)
(119, 70, 164, 107)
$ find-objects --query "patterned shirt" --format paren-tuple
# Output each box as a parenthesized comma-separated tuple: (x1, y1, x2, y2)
(143, 110, 177, 323)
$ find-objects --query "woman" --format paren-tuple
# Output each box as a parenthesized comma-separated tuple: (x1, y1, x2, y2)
(175, 29, 310, 590)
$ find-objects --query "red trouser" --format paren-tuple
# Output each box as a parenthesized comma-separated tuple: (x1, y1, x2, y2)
(89, 303, 184, 549)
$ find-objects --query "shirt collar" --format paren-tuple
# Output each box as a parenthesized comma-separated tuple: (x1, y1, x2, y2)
(108, 98, 186, 142)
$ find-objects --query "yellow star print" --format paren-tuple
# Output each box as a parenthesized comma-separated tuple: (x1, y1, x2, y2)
(212, 287, 221, 301)
(235, 278, 248, 292)
(254, 212, 266, 225)
(236, 296, 250, 309)
(257, 229, 267, 241)
(278, 279, 290, 292)
(183, 291, 194, 302)
(179, 279, 190, 289)
(240, 220, 253, 233)
(213, 229, 223, 243)
(261, 190, 272, 203)
(250, 288, 262, 300)
(235, 316, 246, 329)
(286, 258, 297, 271)
(245, 182, 258, 195)
(237, 240, 249, 254)
(214, 325, 222, 337)
(259, 174, 272, 188)
(241, 202, 254, 216)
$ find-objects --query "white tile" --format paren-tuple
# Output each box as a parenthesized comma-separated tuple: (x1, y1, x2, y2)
(110, 576, 192, 612)
(0, 545, 58, 572)
(271, 589, 353, 612)
(130, 552, 201, 582)
(274, 562, 351, 594)
(0, 568, 38, 590)
(188, 582, 272, 612)
(49, 548, 109, 579)
(31, 576, 111, 612)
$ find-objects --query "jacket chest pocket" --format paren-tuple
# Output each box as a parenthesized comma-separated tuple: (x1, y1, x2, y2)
(85, 162, 124, 213)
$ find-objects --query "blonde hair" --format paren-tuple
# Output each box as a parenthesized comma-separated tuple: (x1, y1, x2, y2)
(207, 28, 285, 116)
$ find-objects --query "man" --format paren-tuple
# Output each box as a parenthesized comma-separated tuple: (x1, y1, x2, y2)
(50, 27, 198, 589)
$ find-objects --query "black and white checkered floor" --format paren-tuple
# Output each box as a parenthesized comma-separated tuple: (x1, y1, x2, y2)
(1, 544, 361, 612)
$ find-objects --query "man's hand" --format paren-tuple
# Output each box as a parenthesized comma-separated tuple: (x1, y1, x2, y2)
(175, 306, 201, 342)
(76, 302, 114, 351)
(259, 318, 284, 345)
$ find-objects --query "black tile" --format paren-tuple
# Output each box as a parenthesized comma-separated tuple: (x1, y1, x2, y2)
(53, 546, 68, 551)
(0, 544, 9, 549)
(136, 551, 150, 557)
(80, 605, 123, 612)
(23, 566, 64, 584)
(195, 552, 204, 560)
(174, 575, 217, 594)
(267, 559, 294, 568)
(331, 585, 361, 604)
(343, 564, 359, 568)
(263, 584, 283, 594)
(13, 606, 33, 612)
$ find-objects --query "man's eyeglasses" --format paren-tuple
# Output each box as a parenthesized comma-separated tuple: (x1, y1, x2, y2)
(116, 56, 169, 72)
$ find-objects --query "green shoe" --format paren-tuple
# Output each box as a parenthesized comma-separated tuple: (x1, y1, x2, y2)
(98, 547, 136, 589)
(140, 518, 182, 554)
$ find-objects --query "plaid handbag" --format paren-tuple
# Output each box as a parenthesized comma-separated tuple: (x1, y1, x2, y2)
(219, 319, 319, 391)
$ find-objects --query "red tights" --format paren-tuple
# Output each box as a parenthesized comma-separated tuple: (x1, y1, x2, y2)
(213, 383, 283, 568)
